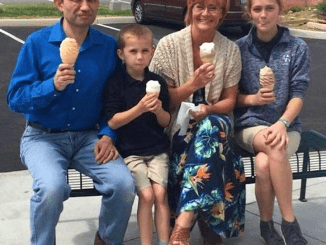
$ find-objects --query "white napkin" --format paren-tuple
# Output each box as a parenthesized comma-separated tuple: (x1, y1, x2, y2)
(176, 102, 200, 136)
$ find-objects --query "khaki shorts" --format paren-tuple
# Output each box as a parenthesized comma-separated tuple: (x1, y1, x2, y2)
(124, 153, 169, 192)
(234, 126, 301, 158)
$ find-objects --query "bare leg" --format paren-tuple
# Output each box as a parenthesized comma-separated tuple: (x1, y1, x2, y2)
(152, 182, 170, 243)
(175, 211, 194, 228)
(138, 186, 155, 245)
(254, 151, 275, 221)
(254, 131, 295, 222)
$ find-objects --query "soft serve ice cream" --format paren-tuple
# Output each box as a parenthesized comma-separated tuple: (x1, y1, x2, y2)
(199, 42, 215, 64)
(60, 38, 79, 65)
(259, 66, 275, 90)
(146, 80, 161, 94)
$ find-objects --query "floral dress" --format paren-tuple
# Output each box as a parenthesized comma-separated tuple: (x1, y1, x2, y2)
(168, 111, 246, 238)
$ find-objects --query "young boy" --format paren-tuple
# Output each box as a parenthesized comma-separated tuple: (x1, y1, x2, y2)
(103, 24, 170, 245)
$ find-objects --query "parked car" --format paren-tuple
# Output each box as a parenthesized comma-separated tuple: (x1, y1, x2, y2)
(131, 0, 250, 31)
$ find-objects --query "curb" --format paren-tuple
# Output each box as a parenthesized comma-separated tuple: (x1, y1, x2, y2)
(0, 16, 135, 27)
(289, 27, 326, 40)
(0, 16, 325, 40)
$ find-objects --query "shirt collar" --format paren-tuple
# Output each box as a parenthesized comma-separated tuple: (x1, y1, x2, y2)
(246, 25, 291, 46)
(125, 66, 151, 85)
(48, 17, 103, 48)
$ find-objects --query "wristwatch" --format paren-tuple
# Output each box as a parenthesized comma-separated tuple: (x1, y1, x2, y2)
(278, 118, 290, 128)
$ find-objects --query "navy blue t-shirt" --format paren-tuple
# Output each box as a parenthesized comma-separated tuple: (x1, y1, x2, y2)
(103, 66, 170, 158)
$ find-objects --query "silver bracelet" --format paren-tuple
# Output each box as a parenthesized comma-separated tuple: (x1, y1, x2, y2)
(278, 118, 290, 128)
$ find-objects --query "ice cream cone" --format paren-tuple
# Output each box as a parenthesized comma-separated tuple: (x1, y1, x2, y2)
(60, 38, 79, 65)
(146, 80, 161, 95)
(259, 65, 275, 90)
(200, 42, 216, 64)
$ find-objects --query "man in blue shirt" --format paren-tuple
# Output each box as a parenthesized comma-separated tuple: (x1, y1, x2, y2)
(7, 0, 135, 244)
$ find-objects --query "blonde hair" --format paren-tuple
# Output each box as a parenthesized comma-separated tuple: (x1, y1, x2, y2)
(184, 0, 230, 27)
(117, 24, 154, 49)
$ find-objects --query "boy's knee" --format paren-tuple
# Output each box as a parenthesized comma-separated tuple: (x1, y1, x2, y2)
(139, 187, 155, 205)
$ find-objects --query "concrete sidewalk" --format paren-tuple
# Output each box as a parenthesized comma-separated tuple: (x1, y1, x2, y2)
(1, 170, 326, 245)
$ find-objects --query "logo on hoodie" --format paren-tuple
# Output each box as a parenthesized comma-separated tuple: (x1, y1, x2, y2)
(282, 54, 291, 64)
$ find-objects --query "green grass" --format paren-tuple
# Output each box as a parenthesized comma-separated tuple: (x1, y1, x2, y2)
(0, 3, 132, 19)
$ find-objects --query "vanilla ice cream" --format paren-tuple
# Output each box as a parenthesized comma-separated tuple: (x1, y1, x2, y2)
(60, 38, 79, 65)
(199, 42, 215, 64)
(146, 80, 161, 94)
(259, 66, 275, 90)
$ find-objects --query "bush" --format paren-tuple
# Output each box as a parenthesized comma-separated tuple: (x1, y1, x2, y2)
(316, 1, 326, 15)
(289, 6, 304, 13)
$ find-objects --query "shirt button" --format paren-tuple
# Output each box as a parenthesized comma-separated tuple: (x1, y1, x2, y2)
(78, 70, 81, 73)
(54, 94, 57, 97)
(67, 124, 71, 127)
(72, 107, 75, 110)
(76, 89, 79, 92)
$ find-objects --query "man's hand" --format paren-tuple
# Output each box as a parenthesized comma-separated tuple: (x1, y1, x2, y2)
(54, 64, 76, 91)
(94, 136, 119, 164)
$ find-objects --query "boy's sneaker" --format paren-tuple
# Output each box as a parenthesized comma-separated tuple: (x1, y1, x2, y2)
(281, 218, 308, 245)
(260, 220, 285, 245)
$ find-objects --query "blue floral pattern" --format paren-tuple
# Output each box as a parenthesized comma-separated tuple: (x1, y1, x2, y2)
(168, 114, 246, 238)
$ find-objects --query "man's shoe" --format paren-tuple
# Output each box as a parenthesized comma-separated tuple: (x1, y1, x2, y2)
(260, 220, 285, 245)
(281, 218, 308, 245)
(94, 231, 108, 245)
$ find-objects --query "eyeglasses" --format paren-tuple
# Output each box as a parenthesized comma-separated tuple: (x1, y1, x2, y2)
(193, 3, 223, 14)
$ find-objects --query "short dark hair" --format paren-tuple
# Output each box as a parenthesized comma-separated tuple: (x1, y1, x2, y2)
(117, 24, 154, 49)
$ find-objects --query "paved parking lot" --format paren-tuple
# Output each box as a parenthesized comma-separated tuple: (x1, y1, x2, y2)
(1, 20, 326, 173)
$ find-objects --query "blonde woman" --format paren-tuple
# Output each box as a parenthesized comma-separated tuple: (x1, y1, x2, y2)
(150, 0, 246, 244)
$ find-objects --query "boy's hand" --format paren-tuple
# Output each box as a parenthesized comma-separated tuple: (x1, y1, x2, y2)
(137, 93, 160, 114)
(54, 64, 76, 91)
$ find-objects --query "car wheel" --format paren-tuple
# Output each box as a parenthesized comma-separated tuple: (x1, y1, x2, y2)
(134, 1, 146, 24)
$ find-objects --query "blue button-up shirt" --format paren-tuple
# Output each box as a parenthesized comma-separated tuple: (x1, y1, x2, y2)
(7, 19, 119, 140)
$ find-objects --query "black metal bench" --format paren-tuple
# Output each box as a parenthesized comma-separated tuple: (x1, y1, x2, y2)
(239, 130, 326, 202)
(66, 130, 326, 202)
(55, 130, 326, 244)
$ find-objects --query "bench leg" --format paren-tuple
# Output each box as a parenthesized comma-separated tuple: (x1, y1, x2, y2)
(299, 178, 308, 202)
(299, 150, 309, 202)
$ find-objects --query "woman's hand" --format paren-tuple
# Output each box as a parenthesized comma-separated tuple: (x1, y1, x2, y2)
(251, 88, 275, 106)
(191, 63, 215, 90)
(189, 104, 208, 122)
(263, 121, 289, 150)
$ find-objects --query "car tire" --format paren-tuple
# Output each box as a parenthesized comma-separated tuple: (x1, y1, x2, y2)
(134, 1, 146, 24)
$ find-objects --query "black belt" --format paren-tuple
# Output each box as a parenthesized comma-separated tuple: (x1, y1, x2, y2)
(27, 121, 98, 133)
